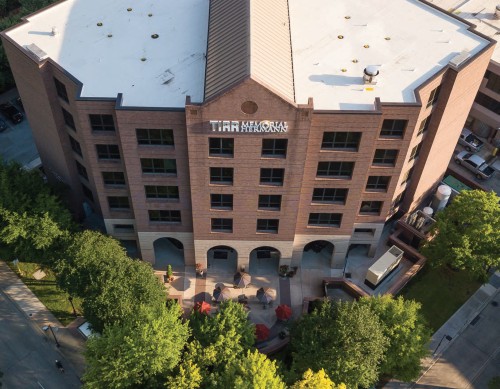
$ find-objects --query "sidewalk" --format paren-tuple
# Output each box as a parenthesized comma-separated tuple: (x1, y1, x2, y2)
(384, 271, 500, 388)
(0, 261, 87, 378)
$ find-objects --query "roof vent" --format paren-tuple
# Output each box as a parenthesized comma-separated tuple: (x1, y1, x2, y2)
(25, 43, 48, 61)
(363, 66, 379, 84)
(51, 27, 57, 36)
(495, 5, 500, 19)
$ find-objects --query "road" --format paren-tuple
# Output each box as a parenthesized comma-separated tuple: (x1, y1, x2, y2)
(0, 290, 81, 389)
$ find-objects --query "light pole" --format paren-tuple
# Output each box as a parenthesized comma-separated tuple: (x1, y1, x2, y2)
(433, 334, 452, 356)
(43, 325, 60, 348)
(68, 296, 77, 317)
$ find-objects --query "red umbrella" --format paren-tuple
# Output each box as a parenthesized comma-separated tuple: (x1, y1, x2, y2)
(194, 301, 211, 315)
(275, 304, 292, 321)
(255, 324, 270, 341)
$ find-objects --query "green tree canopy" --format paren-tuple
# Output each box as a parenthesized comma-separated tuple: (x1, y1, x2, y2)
(291, 299, 388, 389)
(166, 360, 203, 389)
(358, 295, 431, 381)
(0, 160, 73, 263)
(184, 300, 255, 388)
(421, 190, 500, 281)
(220, 349, 286, 389)
(291, 369, 346, 389)
(57, 230, 166, 332)
(83, 304, 189, 389)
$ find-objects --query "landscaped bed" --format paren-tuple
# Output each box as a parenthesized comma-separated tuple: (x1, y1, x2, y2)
(3, 258, 82, 326)
(399, 264, 482, 331)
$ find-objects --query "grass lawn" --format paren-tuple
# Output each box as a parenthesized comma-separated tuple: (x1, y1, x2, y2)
(400, 264, 482, 332)
(3, 258, 83, 326)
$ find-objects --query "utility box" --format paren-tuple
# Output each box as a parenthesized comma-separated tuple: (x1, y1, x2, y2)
(365, 245, 404, 289)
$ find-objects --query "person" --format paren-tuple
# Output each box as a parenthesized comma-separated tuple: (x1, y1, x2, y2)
(55, 360, 64, 373)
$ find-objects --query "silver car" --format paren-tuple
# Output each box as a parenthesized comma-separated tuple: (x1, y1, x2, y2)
(458, 128, 483, 152)
(455, 151, 495, 180)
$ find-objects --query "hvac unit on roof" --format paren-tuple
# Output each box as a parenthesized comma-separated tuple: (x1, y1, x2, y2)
(495, 5, 500, 19)
(363, 66, 379, 84)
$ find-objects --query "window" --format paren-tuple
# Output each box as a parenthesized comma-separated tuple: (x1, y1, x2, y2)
(68, 135, 82, 157)
(149, 210, 181, 223)
(256, 219, 279, 233)
(408, 143, 423, 162)
(102, 171, 125, 186)
(321, 132, 361, 150)
(359, 201, 383, 215)
(366, 176, 391, 192)
(260, 168, 285, 185)
(317, 161, 354, 178)
(426, 85, 441, 108)
(211, 218, 233, 232)
(137, 128, 174, 146)
(108, 196, 130, 210)
(380, 120, 407, 138)
(475, 92, 500, 115)
(210, 167, 233, 184)
(62, 108, 75, 130)
(145, 185, 179, 199)
(258, 195, 282, 210)
(308, 213, 342, 227)
(209, 138, 234, 156)
(353, 228, 376, 236)
(417, 115, 431, 136)
(89, 114, 115, 131)
(75, 160, 88, 180)
(401, 166, 415, 186)
(81, 184, 94, 202)
(141, 158, 176, 174)
(113, 224, 134, 232)
(262, 139, 287, 157)
(96, 144, 120, 160)
(54, 78, 68, 102)
(210, 194, 233, 209)
(312, 188, 348, 204)
(485, 70, 500, 94)
(373, 149, 398, 166)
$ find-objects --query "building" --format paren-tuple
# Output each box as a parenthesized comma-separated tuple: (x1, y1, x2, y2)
(432, 0, 500, 148)
(1, 0, 494, 272)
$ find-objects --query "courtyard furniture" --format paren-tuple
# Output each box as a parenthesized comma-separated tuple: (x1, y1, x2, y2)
(233, 272, 251, 288)
(256, 287, 276, 305)
(275, 304, 292, 321)
(194, 301, 211, 315)
(255, 324, 270, 341)
(213, 286, 231, 302)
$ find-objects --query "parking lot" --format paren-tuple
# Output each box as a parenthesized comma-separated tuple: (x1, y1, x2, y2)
(0, 88, 39, 168)
(449, 140, 500, 196)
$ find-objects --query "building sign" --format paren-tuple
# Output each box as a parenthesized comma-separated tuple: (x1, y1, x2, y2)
(210, 120, 288, 133)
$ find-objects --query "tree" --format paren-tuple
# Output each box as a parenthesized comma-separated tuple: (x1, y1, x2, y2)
(358, 295, 431, 381)
(185, 300, 255, 388)
(83, 304, 189, 389)
(220, 350, 286, 389)
(421, 190, 500, 281)
(291, 369, 346, 389)
(166, 360, 203, 389)
(57, 230, 166, 332)
(291, 299, 388, 389)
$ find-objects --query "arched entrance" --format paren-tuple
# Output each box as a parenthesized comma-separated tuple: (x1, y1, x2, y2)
(153, 237, 185, 271)
(207, 246, 237, 273)
(249, 246, 281, 275)
(302, 240, 334, 269)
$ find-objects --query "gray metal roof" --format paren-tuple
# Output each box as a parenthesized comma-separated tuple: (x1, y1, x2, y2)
(204, 0, 295, 103)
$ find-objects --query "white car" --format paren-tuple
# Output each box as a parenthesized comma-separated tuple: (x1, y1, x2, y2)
(454, 151, 495, 180)
(458, 128, 483, 152)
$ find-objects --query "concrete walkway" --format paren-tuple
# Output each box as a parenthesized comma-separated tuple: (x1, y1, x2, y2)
(384, 271, 500, 388)
(0, 261, 86, 379)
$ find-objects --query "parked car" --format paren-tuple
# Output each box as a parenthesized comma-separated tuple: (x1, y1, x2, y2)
(0, 118, 7, 132)
(0, 103, 23, 124)
(454, 151, 495, 180)
(458, 128, 483, 152)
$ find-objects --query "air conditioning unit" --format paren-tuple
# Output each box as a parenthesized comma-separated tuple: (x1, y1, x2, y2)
(365, 245, 404, 289)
